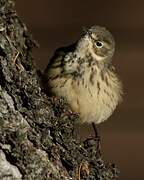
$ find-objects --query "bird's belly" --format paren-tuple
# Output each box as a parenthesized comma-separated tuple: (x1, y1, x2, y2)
(77, 93, 115, 124)
(72, 81, 120, 124)
(49, 76, 121, 124)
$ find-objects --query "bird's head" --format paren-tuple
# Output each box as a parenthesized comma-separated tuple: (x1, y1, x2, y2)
(77, 26, 115, 63)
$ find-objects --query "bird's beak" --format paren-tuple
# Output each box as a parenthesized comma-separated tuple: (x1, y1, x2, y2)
(82, 27, 92, 37)
(82, 27, 89, 34)
(82, 27, 96, 42)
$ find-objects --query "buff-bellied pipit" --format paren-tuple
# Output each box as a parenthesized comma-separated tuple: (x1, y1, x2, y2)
(43, 26, 123, 139)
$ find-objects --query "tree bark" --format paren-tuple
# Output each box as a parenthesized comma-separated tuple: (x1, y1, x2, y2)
(0, 0, 119, 179)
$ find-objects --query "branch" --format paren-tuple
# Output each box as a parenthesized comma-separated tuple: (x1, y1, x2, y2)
(0, 0, 119, 179)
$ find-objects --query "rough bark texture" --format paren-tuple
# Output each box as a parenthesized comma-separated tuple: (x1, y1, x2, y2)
(0, 0, 119, 179)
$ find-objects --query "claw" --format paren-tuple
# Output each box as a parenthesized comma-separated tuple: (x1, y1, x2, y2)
(77, 162, 90, 180)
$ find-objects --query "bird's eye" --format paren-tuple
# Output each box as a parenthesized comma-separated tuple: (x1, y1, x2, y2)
(96, 41, 103, 48)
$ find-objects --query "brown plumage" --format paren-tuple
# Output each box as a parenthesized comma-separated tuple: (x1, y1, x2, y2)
(43, 26, 123, 125)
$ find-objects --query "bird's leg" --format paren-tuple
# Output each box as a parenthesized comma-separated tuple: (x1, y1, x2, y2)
(76, 123, 101, 179)
(92, 122, 99, 138)
(92, 122, 101, 156)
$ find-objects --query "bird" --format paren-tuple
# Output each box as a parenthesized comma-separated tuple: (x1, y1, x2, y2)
(43, 25, 123, 139)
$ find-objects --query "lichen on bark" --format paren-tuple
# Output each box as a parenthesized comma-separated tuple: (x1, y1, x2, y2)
(0, 0, 119, 179)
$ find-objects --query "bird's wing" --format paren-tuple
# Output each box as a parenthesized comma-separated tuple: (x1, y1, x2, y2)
(43, 43, 77, 83)
(45, 43, 77, 70)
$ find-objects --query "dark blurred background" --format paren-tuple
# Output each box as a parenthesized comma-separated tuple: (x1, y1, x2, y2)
(15, 1, 144, 179)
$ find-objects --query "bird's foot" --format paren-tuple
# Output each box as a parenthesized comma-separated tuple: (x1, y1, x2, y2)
(76, 161, 90, 180)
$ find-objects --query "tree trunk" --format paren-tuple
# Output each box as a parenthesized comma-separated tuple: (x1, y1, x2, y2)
(0, 0, 119, 179)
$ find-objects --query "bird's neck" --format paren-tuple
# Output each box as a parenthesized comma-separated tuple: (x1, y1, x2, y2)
(76, 37, 90, 59)
(76, 39, 110, 71)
